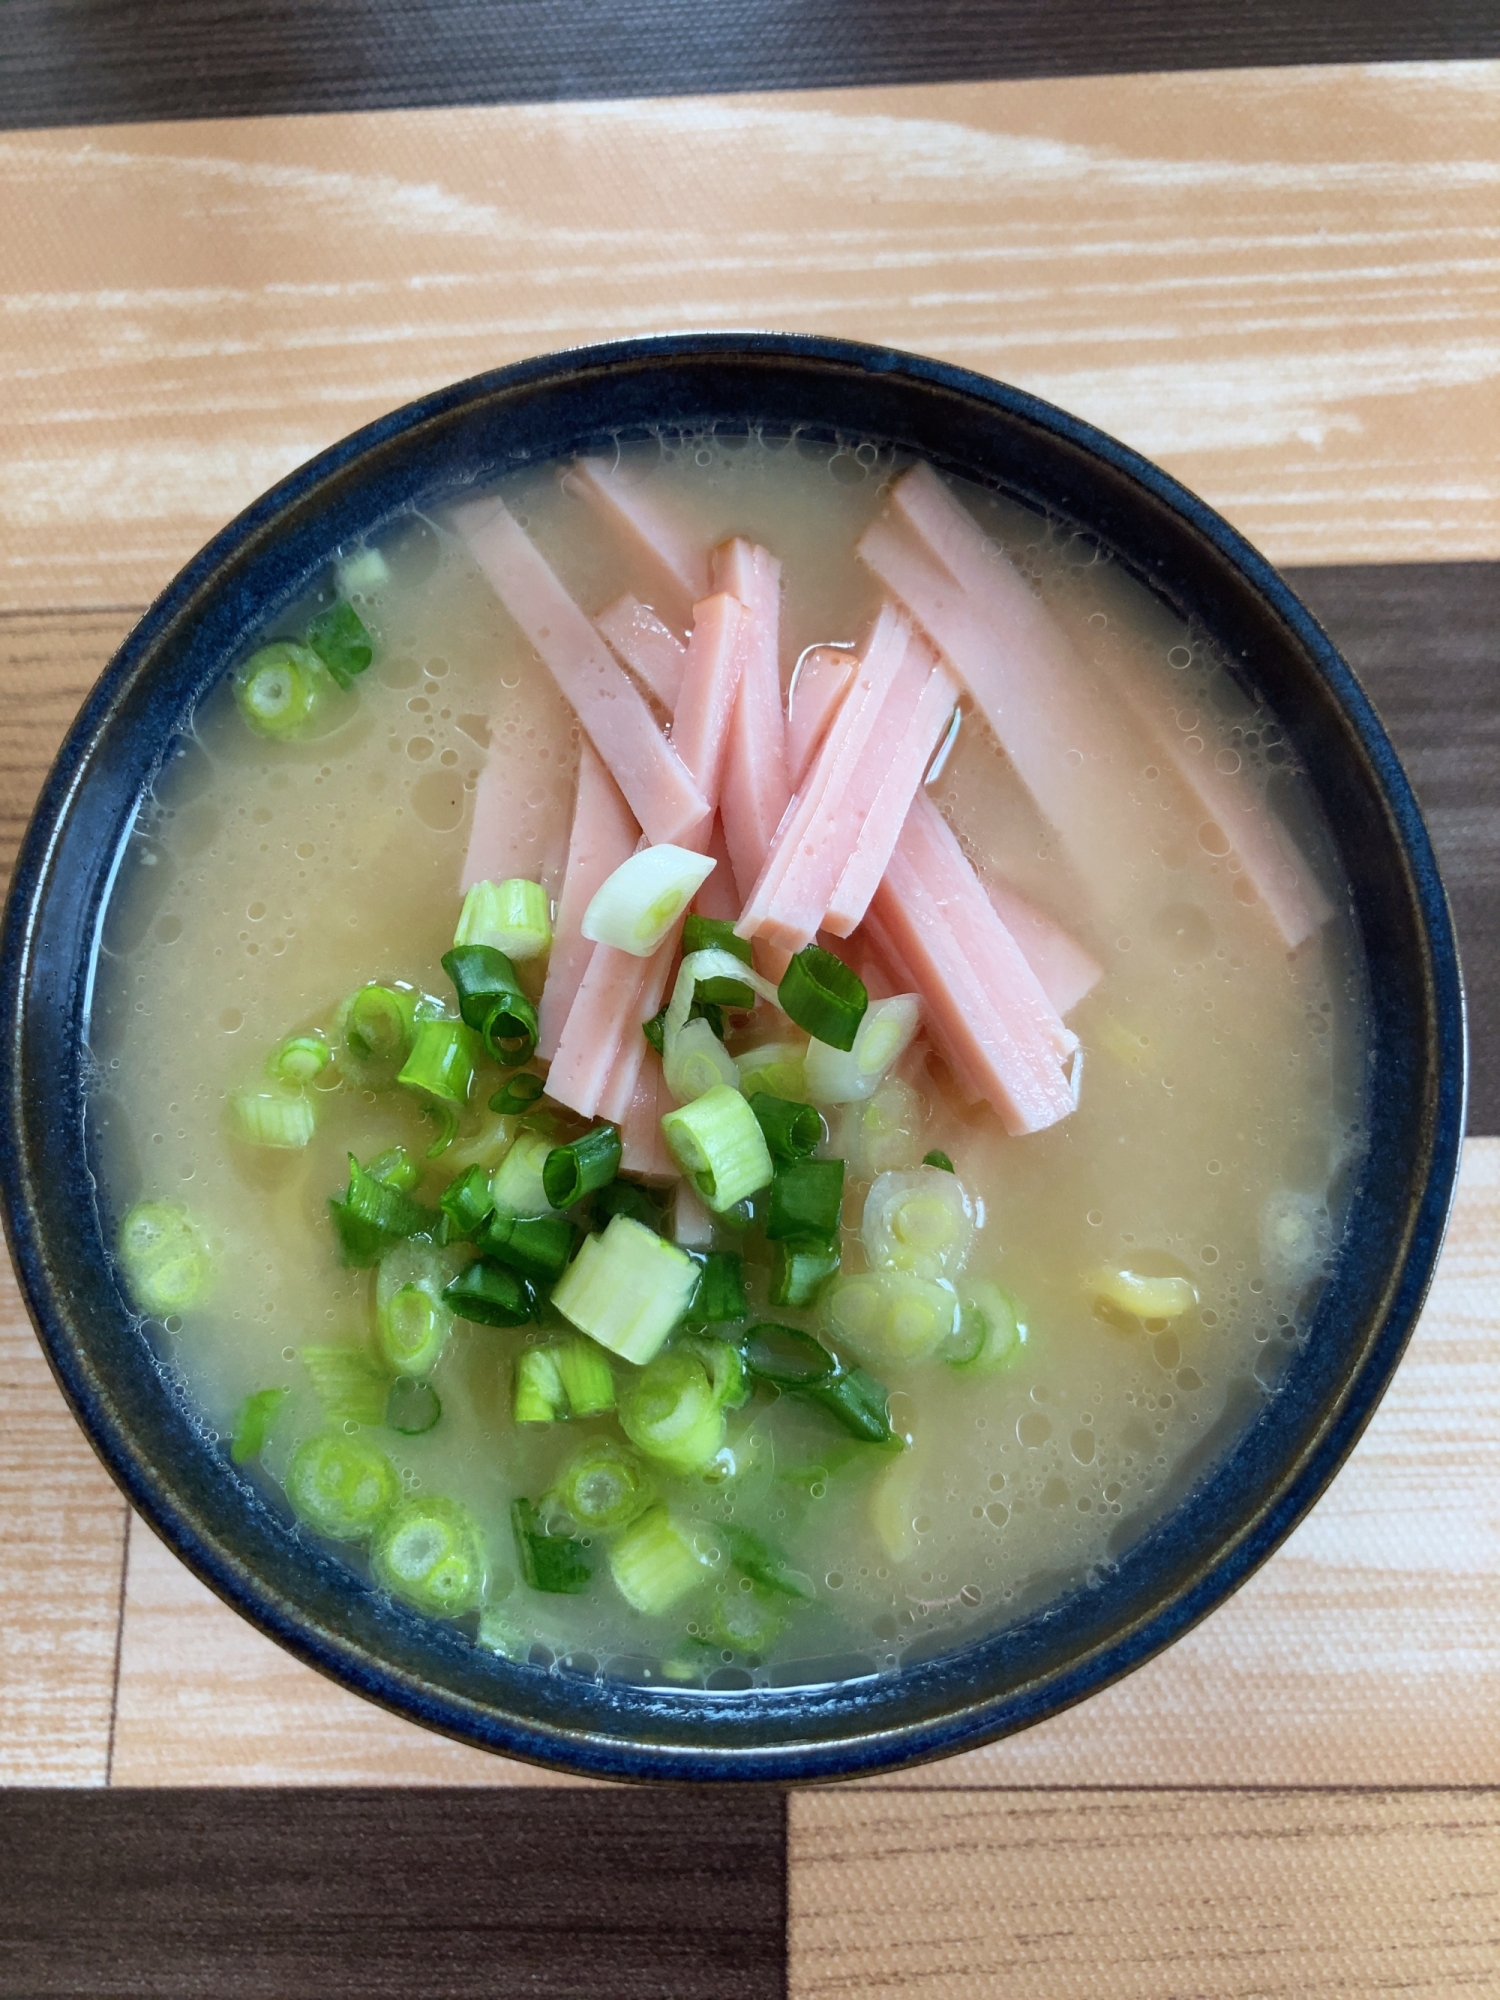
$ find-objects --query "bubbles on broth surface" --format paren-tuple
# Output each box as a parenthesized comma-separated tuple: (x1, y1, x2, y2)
(85, 431, 1367, 1691)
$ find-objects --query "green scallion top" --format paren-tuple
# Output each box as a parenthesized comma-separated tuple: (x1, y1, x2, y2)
(777, 945, 868, 1051)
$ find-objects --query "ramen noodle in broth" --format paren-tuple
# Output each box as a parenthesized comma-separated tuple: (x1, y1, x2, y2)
(90, 436, 1366, 1685)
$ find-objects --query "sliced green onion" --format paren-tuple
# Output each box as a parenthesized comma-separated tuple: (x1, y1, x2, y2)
(367, 1146, 420, 1194)
(550, 1214, 701, 1366)
(477, 1209, 574, 1285)
(441, 944, 539, 1066)
(778, 945, 868, 1052)
(582, 845, 718, 957)
(736, 1040, 809, 1101)
(663, 1015, 739, 1102)
(229, 1386, 287, 1464)
(1089, 1266, 1198, 1321)
(689, 1250, 746, 1324)
(117, 1200, 212, 1315)
(767, 1156, 844, 1242)
(594, 1177, 664, 1230)
(947, 1281, 1028, 1374)
(340, 982, 418, 1070)
(286, 1431, 398, 1540)
(230, 1087, 316, 1150)
(721, 1524, 816, 1602)
(642, 1007, 668, 1057)
(329, 1153, 442, 1267)
(267, 1031, 331, 1087)
(456, 878, 553, 961)
(300, 1345, 390, 1425)
(543, 1123, 622, 1207)
(305, 600, 374, 689)
(748, 1091, 823, 1162)
(489, 1071, 545, 1116)
(375, 1241, 457, 1376)
(608, 1506, 712, 1615)
(554, 1333, 616, 1416)
(619, 1347, 725, 1475)
(372, 1495, 485, 1616)
(770, 1236, 841, 1309)
(824, 1269, 959, 1366)
(681, 913, 753, 965)
(805, 993, 919, 1103)
(661, 1085, 774, 1212)
(923, 1150, 955, 1173)
(550, 1441, 652, 1533)
(680, 1333, 747, 1410)
(489, 1130, 563, 1219)
(741, 1321, 834, 1388)
(385, 1375, 442, 1435)
(512, 1496, 592, 1594)
(336, 546, 389, 597)
(398, 1018, 479, 1107)
(862, 1167, 974, 1282)
(233, 641, 330, 739)
(807, 1363, 896, 1445)
(443, 1258, 535, 1327)
(514, 1345, 567, 1424)
(711, 1579, 784, 1652)
(439, 1162, 495, 1239)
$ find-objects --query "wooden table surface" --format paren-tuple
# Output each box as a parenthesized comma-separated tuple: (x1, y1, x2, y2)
(2, 12, 1498, 1995)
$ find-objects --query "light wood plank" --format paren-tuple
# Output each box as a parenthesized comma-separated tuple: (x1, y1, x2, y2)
(789, 1788, 1500, 1998)
(880, 1136, 1500, 1787)
(0, 1256, 126, 1785)
(3, 61, 1498, 611)
(108, 1518, 596, 1785)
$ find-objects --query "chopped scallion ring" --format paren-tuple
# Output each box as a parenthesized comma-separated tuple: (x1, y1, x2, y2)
(385, 1375, 442, 1435)
(767, 1157, 845, 1242)
(397, 1019, 480, 1107)
(229, 1387, 287, 1465)
(490, 1072, 546, 1116)
(372, 1496, 485, 1616)
(582, 845, 718, 957)
(661, 1085, 775, 1212)
(231, 1087, 316, 1150)
(455, 878, 552, 961)
(266, 1032, 331, 1088)
(608, 1507, 713, 1615)
(441, 943, 538, 1066)
(740, 1322, 833, 1388)
(550, 1442, 652, 1533)
(286, 1432, 398, 1541)
(443, 1258, 536, 1327)
(305, 600, 374, 689)
(778, 946, 868, 1052)
(923, 1150, 955, 1173)
(476, 1210, 574, 1285)
(512, 1496, 593, 1594)
(542, 1123, 623, 1208)
(117, 1200, 212, 1316)
(748, 1091, 824, 1162)
(233, 641, 330, 739)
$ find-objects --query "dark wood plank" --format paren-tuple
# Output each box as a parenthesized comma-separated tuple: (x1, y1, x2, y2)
(1285, 562, 1499, 1134)
(0, 1787, 787, 1999)
(2, 0, 1498, 132)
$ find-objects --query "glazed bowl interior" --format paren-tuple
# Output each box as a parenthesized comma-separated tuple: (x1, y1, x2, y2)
(0, 334, 1464, 1782)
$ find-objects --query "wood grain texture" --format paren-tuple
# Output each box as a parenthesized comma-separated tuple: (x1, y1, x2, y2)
(5, 0, 1500, 130)
(0, 1256, 125, 1785)
(0, 1787, 787, 1998)
(109, 1519, 594, 1786)
(4, 62, 1500, 613)
(876, 1138, 1500, 1787)
(789, 1788, 1500, 1997)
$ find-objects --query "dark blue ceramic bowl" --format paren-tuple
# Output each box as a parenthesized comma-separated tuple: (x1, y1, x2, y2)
(0, 334, 1466, 1783)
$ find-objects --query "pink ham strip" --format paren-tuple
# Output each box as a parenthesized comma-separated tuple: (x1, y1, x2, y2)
(712, 539, 791, 902)
(1106, 646, 1332, 948)
(866, 828, 1077, 1137)
(823, 648, 960, 936)
(901, 791, 1077, 1064)
(694, 816, 740, 922)
(736, 603, 910, 943)
(984, 875, 1102, 1019)
(537, 742, 639, 1061)
(861, 481, 1152, 912)
(547, 593, 745, 1121)
(595, 592, 687, 711)
(619, 1054, 677, 1182)
(671, 592, 747, 821)
(567, 458, 710, 629)
(461, 759, 570, 896)
(787, 647, 856, 783)
(452, 495, 707, 847)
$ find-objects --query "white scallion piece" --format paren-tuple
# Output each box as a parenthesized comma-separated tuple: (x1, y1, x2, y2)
(862, 1166, 975, 1282)
(805, 994, 921, 1104)
(551, 1214, 702, 1365)
(489, 1131, 566, 1218)
(660, 1084, 774, 1212)
(609, 1506, 717, 1615)
(735, 1039, 809, 1100)
(581, 846, 718, 957)
(230, 1089, 316, 1150)
(336, 547, 390, 597)
(663, 1016, 739, 1102)
(659, 946, 782, 1104)
(824, 1269, 960, 1367)
(455, 877, 553, 960)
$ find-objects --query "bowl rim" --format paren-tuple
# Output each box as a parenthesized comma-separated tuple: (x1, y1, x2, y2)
(0, 330, 1468, 1783)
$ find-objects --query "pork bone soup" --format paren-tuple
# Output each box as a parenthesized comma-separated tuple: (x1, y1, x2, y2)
(92, 437, 1366, 1686)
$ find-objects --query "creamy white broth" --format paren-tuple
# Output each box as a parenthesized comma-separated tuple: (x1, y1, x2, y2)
(88, 434, 1366, 1686)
